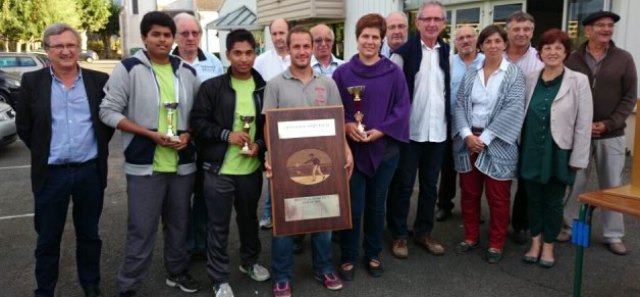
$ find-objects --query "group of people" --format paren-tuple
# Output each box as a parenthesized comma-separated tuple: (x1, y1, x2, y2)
(15, 1, 637, 297)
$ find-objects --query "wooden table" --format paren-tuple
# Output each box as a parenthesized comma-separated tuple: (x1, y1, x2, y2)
(573, 185, 640, 297)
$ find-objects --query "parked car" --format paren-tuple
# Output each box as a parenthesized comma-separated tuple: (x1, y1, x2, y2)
(79, 50, 99, 62)
(0, 101, 17, 147)
(0, 52, 47, 76)
(0, 69, 21, 108)
(27, 52, 52, 67)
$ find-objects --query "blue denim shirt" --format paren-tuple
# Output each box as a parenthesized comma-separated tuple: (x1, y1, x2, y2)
(311, 55, 344, 76)
(48, 69, 98, 164)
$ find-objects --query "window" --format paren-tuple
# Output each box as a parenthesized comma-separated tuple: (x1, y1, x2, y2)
(565, 0, 607, 48)
(18, 57, 37, 67)
(132, 0, 139, 14)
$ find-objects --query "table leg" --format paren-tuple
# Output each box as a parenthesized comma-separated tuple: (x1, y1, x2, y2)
(573, 204, 594, 297)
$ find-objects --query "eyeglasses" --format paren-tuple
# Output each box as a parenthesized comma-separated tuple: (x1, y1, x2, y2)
(46, 43, 78, 52)
(592, 22, 614, 29)
(178, 30, 201, 38)
(313, 38, 334, 44)
(418, 17, 444, 23)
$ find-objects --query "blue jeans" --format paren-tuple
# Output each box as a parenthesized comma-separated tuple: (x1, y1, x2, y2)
(388, 140, 445, 239)
(271, 232, 333, 282)
(261, 182, 272, 221)
(340, 147, 399, 264)
(34, 161, 104, 297)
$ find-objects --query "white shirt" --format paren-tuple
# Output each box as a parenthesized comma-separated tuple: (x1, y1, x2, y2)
(254, 49, 291, 81)
(409, 41, 447, 143)
(503, 44, 543, 76)
(459, 58, 511, 146)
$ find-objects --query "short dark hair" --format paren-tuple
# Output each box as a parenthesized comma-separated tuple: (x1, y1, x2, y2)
(226, 29, 257, 51)
(140, 11, 176, 37)
(286, 26, 313, 49)
(356, 13, 387, 40)
(536, 28, 572, 62)
(506, 11, 535, 26)
(477, 25, 508, 51)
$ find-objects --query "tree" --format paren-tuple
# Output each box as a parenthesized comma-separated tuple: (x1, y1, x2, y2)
(96, 1, 121, 58)
(76, 0, 110, 33)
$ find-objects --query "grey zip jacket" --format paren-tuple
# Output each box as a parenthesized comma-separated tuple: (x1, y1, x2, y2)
(99, 50, 200, 176)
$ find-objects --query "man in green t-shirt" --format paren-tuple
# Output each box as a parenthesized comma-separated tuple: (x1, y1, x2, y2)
(100, 12, 201, 296)
(190, 29, 270, 297)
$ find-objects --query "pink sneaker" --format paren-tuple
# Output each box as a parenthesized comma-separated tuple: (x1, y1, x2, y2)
(272, 281, 291, 297)
(315, 272, 343, 291)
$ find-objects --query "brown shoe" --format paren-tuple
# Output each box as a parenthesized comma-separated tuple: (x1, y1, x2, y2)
(414, 235, 445, 256)
(606, 242, 628, 255)
(391, 239, 408, 259)
(556, 229, 571, 242)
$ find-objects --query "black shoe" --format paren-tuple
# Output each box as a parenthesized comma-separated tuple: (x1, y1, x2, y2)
(166, 272, 201, 293)
(435, 208, 453, 222)
(365, 259, 383, 278)
(119, 291, 136, 297)
(512, 229, 529, 245)
(455, 241, 479, 254)
(83, 286, 101, 297)
(338, 263, 355, 281)
(485, 248, 503, 264)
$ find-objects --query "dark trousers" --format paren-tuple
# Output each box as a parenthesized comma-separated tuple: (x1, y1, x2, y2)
(437, 139, 456, 211)
(511, 178, 529, 231)
(204, 169, 262, 284)
(186, 163, 207, 254)
(341, 149, 399, 264)
(388, 140, 446, 239)
(524, 179, 566, 243)
(34, 161, 103, 297)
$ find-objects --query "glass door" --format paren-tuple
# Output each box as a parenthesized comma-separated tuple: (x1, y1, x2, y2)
(490, 1, 526, 28)
(564, 0, 609, 48)
(444, 5, 482, 50)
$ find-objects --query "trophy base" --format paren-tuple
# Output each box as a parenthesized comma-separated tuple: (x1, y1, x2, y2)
(239, 149, 252, 155)
(168, 135, 181, 143)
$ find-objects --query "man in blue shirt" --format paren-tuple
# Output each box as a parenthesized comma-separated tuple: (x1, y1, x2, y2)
(436, 25, 484, 222)
(16, 23, 113, 297)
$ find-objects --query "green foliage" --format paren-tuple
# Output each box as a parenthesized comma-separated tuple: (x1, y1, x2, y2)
(77, 0, 111, 32)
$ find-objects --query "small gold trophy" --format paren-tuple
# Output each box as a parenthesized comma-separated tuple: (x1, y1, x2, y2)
(163, 102, 180, 142)
(239, 115, 255, 155)
(347, 85, 367, 139)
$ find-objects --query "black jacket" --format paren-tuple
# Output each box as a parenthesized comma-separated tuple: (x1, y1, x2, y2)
(16, 67, 113, 193)
(190, 68, 266, 173)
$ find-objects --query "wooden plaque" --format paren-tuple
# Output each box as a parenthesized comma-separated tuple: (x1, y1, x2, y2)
(265, 106, 352, 236)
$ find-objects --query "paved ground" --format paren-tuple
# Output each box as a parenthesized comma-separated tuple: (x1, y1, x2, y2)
(1, 61, 639, 296)
(2, 133, 639, 297)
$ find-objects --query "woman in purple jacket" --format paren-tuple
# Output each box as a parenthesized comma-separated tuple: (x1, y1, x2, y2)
(332, 13, 410, 280)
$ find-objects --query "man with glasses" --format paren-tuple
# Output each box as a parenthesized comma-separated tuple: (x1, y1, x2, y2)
(504, 11, 544, 245)
(381, 11, 409, 58)
(562, 11, 637, 255)
(389, 0, 451, 259)
(435, 25, 484, 222)
(172, 12, 224, 261)
(310, 24, 343, 76)
(16, 23, 113, 297)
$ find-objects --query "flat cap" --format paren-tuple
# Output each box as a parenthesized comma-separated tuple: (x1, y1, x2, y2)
(582, 11, 620, 26)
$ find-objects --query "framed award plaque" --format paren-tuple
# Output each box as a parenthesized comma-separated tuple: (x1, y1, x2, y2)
(265, 106, 352, 236)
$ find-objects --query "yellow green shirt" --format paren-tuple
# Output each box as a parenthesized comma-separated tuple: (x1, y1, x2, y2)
(220, 76, 260, 175)
(151, 62, 178, 172)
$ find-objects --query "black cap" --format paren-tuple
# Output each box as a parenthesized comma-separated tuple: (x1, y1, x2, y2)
(582, 11, 620, 26)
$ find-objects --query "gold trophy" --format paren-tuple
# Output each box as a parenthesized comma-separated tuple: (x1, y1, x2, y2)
(163, 102, 180, 142)
(239, 115, 255, 155)
(347, 85, 367, 140)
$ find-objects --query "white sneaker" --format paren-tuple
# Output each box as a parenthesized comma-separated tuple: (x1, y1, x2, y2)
(259, 217, 273, 229)
(239, 263, 271, 282)
(213, 283, 234, 297)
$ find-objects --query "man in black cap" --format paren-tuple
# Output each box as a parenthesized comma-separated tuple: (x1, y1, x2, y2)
(562, 11, 637, 255)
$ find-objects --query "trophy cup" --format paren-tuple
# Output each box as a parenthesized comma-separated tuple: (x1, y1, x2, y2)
(239, 115, 255, 155)
(347, 85, 367, 140)
(163, 102, 180, 142)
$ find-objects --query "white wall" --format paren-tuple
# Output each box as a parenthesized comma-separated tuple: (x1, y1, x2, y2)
(343, 0, 403, 58)
(199, 11, 220, 53)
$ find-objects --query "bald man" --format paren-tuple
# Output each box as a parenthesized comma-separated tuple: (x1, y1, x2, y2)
(254, 18, 291, 81)
(310, 24, 344, 76)
(381, 12, 408, 58)
(436, 25, 484, 222)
